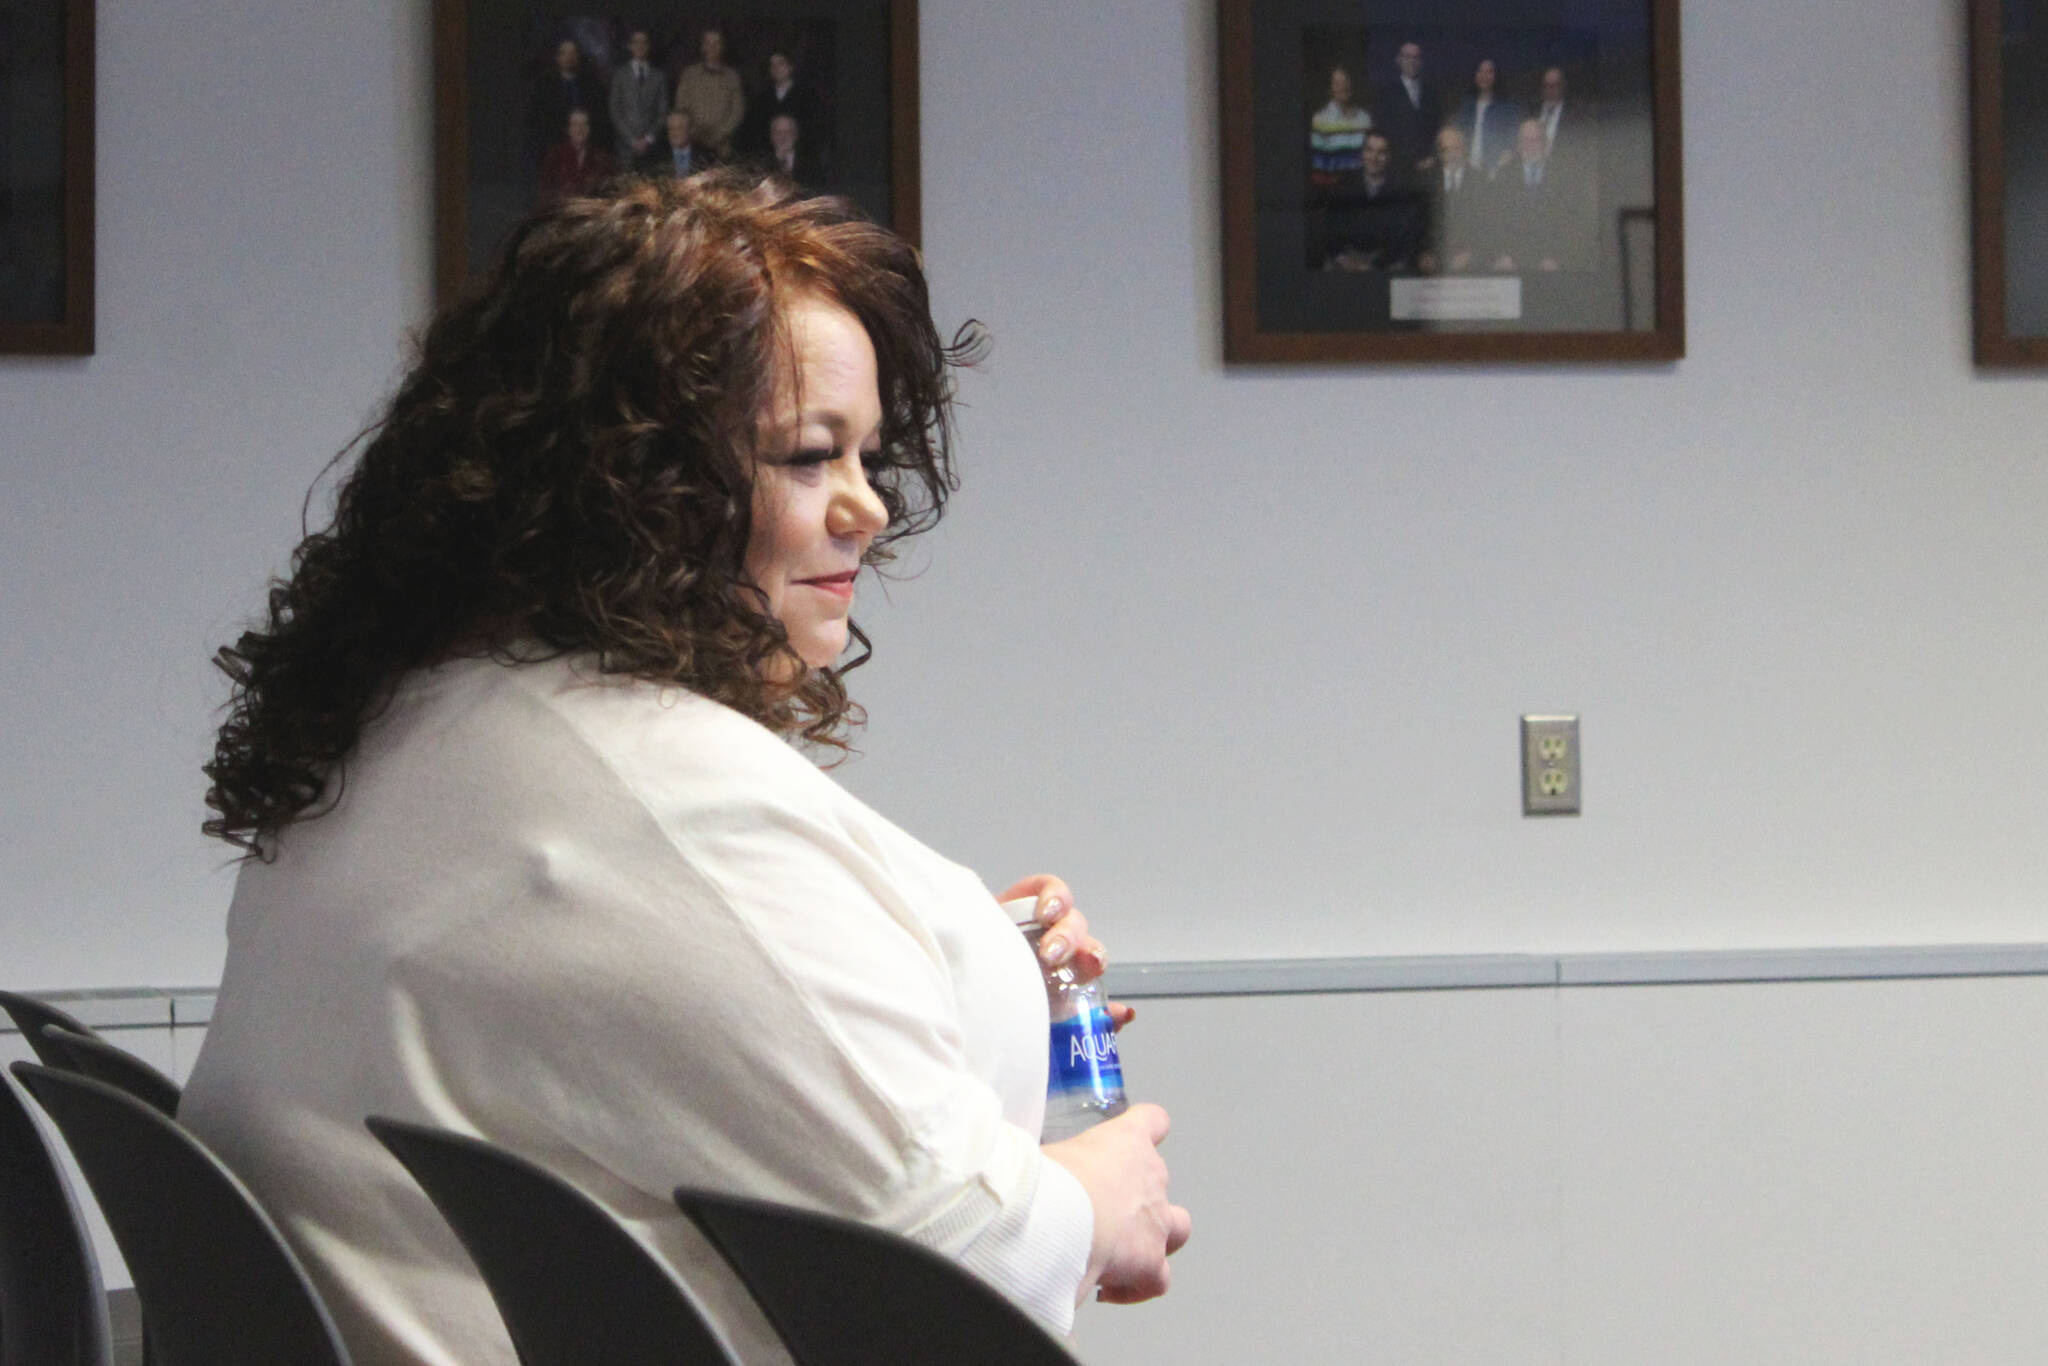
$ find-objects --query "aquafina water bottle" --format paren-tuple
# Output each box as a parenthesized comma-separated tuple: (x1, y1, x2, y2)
(1007, 898, 1128, 1141)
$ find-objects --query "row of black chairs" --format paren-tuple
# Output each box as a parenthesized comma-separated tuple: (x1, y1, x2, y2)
(1, 989, 1081, 1366)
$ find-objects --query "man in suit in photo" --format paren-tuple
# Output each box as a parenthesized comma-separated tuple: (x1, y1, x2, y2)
(763, 112, 824, 186)
(1485, 117, 1593, 273)
(608, 29, 671, 164)
(638, 110, 709, 178)
(1374, 41, 1442, 173)
(1532, 66, 1595, 178)
(1417, 125, 1485, 274)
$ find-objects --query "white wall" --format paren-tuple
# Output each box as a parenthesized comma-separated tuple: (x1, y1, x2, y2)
(1071, 977, 2048, 1365)
(0, 2, 432, 988)
(842, 0, 2048, 963)
(3, 0, 2044, 987)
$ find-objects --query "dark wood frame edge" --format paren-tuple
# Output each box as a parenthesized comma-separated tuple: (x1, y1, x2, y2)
(889, 0, 921, 249)
(1968, 0, 2048, 365)
(432, 0, 921, 308)
(1218, 0, 1685, 365)
(0, 0, 96, 356)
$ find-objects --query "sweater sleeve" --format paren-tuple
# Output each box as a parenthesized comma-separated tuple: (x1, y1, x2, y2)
(386, 690, 1093, 1331)
(956, 1151, 1095, 1333)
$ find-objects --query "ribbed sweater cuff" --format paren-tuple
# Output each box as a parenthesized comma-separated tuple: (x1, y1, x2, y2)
(951, 1150, 1095, 1338)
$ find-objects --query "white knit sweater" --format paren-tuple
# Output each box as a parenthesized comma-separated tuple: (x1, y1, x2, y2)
(180, 654, 1094, 1365)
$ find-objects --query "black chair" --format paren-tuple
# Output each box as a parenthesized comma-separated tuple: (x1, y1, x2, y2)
(366, 1116, 743, 1366)
(675, 1187, 1083, 1366)
(0, 989, 102, 1069)
(10, 1064, 351, 1366)
(0, 1071, 114, 1366)
(38, 1026, 182, 1119)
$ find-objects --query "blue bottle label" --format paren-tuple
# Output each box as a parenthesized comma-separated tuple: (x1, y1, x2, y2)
(1048, 1007, 1125, 1103)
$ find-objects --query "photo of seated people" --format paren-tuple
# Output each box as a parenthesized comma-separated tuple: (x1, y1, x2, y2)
(1300, 29, 1601, 279)
(517, 16, 840, 213)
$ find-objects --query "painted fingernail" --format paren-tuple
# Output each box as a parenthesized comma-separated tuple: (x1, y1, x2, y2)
(1039, 896, 1065, 923)
(1039, 935, 1070, 964)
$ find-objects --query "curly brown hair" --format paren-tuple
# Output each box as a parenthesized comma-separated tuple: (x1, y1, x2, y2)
(204, 170, 980, 857)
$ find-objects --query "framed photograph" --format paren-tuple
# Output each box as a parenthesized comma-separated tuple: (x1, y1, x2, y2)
(433, 0, 919, 304)
(0, 0, 94, 356)
(1970, 0, 2048, 364)
(1220, 0, 1683, 363)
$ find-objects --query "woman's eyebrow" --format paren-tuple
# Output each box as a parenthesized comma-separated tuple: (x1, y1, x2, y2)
(800, 408, 882, 443)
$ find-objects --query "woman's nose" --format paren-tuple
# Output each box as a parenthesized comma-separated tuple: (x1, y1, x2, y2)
(828, 462, 888, 539)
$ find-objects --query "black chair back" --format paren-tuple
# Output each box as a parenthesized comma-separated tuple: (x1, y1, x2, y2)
(0, 990, 100, 1069)
(38, 1026, 182, 1118)
(10, 1063, 351, 1366)
(366, 1117, 742, 1366)
(0, 1071, 113, 1366)
(675, 1186, 1083, 1366)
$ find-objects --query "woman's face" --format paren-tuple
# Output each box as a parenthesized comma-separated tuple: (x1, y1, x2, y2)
(745, 294, 888, 671)
(1475, 59, 1497, 93)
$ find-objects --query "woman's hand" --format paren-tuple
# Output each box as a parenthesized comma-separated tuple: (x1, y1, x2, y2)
(1042, 1104, 1192, 1304)
(997, 875, 1136, 1029)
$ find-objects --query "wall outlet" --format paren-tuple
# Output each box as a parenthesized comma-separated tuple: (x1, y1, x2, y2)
(1521, 715, 1580, 816)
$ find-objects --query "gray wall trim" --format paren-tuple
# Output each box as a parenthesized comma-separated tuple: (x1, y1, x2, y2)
(10, 945, 2048, 1025)
(0, 987, 216, 1033)
(1553, 943, 2048, 988)
(1104, 943, 2048, 998)
(1108, 955, 1559, 997)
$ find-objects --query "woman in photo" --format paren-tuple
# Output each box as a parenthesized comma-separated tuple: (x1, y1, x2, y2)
(1453, 57, 1523, 174)
(533, 106, 617, 205)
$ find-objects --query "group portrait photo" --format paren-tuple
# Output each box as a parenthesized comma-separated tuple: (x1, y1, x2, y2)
(436, 0, 915, 298)
(1221, 0, 1683, 363)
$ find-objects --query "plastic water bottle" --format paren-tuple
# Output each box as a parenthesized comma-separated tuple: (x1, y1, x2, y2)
(1008, 900, 1128, 1141)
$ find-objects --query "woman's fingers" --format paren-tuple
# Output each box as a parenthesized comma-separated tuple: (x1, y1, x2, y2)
(996, 875, 1112, 982)
(1041, 908, 1105, 980)
(1165, 1202, 1193, 1254)
(995, 873, 1073, 922)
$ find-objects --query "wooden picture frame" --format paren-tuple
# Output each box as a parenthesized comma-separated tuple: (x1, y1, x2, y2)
(1219, 0, 1683, 364)
(432, 0, 919, 307)
(1970, 0, 2048, 365)
(0, 0, 95, 356)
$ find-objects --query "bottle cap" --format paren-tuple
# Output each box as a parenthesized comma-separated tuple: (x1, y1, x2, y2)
(1001, 896, 1043, 929)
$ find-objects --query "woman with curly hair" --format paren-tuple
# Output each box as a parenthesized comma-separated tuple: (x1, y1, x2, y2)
(179, 170, 1189, 1365)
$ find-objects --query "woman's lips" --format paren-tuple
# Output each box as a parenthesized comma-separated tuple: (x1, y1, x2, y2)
(796, 572, 857, 600)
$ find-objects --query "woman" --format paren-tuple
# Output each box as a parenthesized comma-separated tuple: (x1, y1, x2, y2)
(533, 106, 617, 205)
(1308, 65, 1372, 188)
(182, 172, 1189, 1365)
(1452, 57, 1521, 174)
